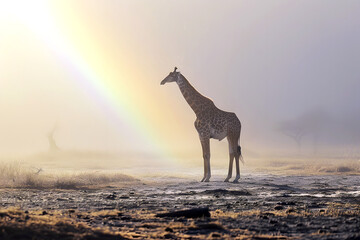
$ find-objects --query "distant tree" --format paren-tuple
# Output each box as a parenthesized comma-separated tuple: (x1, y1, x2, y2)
(278, 108, 331, 154)
(47, 125, 60, 152)
(278, 120, 305, 150)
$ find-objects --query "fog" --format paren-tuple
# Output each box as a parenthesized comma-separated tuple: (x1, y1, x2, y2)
(1, 1, 360, 169)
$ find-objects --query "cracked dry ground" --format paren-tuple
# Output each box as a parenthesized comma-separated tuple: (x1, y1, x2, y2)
(1, 175, 359, 239)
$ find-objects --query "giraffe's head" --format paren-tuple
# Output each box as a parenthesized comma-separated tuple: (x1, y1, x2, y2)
(161, 67, 180, 85)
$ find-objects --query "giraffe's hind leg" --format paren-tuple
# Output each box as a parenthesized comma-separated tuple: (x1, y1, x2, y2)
(233, 137, 241, 183)
(225, 139, 235, 182)
(227, 134, 240, 183)
(225, 134, 238, 182)
(233, 153, 240, 183)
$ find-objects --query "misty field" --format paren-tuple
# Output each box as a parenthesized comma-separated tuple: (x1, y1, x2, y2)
(0, 158, 359, 240)
(2, 0, 360, 239)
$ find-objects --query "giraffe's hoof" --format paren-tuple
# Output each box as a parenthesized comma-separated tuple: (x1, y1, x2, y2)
(204, 179, 210, 182)
(200, 178, 205, 182)
(224, 178, 230, 182)
(233, 179, 239, 183)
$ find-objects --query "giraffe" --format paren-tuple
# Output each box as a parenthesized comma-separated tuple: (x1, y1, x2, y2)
(161, 67, 243, 182)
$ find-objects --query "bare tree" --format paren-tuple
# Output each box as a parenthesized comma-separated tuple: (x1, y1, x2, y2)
(278, 108, 331, 154)
(278, 120, 305, 150)
(47, 125, 60, 152)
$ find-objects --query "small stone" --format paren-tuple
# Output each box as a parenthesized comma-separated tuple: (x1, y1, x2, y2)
(274, 205, 284, 210)
(42, 211, 48, 215)
(345, 219, 354, 224)
(286, 208, 295, 213)
(211, 233, 221, 238)
(269, 219, 278, 224)
(106, 194, 116, 200)
(263, 212, 275, 216)
(164, 233, 173, 239)
(278, 201, 296, 206)
(156, 208, 210, 218)
(165, 227, 173, 232)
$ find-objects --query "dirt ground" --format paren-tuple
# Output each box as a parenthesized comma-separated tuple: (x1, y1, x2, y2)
(0, 173, 359, 239)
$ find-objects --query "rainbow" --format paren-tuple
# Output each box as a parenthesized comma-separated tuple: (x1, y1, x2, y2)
(2, 1, 187, 162)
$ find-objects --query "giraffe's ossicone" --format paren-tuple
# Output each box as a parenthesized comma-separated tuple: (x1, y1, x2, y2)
(161, 67, 243, 182)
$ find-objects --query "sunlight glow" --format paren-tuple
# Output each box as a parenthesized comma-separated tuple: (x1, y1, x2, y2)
(0, 0, 187, 162)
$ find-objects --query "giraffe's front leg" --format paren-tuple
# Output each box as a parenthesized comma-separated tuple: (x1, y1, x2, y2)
(200, 137, 211, 182)
(201, 158, 207, 182)
(225, 153, 234, 182)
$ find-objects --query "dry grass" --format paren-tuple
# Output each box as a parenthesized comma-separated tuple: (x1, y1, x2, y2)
(0, 161, 138, 189)
(253, 158, 360, 175)
(0, 207, 126, 240)
(0, 208, 292, 240)
(211, 202, 360, 220)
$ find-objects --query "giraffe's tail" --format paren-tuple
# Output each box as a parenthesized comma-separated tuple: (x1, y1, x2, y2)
(237, 146, 244, 164)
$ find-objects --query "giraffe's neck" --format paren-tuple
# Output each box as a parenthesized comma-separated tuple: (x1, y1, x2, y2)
(177, 74, 213, 116)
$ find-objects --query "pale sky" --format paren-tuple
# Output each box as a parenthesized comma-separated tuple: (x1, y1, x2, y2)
(0, 0, 359, 160)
